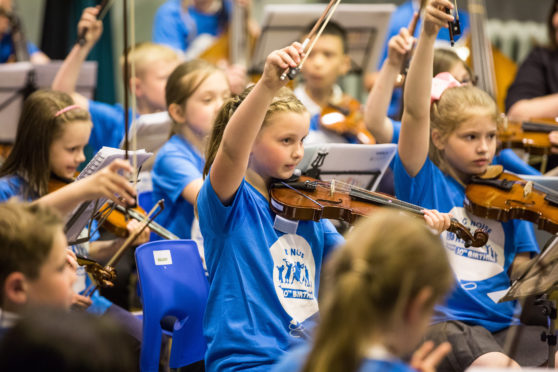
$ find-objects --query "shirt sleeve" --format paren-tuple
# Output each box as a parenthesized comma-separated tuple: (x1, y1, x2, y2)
(152, 149, 203, 204)
(512, 220, 539, 256)
(152, 2, 188, 51)
(493, 149, 541, 176)
(88, 100, 126, 153)
(321, 219, 344, 258)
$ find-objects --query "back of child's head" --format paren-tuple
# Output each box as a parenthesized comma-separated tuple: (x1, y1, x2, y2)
(0, 89, 90, 197)
(0, 307, 135, 371)
(121, 42, 180, 79)
(203, 85, 307, 177)
(304, 19, 348, 54)
(429, 85, 498, 174)
(433, 48, 473, 80)
(165, 59, 222, 131)
(0, 201, 62, 301)
(302, 210, 452, 372)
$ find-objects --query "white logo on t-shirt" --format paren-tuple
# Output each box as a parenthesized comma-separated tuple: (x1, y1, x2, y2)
(444, 207, 505, 283)
(270, 234, 318, 324)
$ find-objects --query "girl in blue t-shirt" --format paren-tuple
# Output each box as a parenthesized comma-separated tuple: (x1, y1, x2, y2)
(272, 210, 453, 372)
(0, 89, 149, 360)
(196, 42, 451, 372)
(396, 0, 543, 369)
(152, 59, 230, 243)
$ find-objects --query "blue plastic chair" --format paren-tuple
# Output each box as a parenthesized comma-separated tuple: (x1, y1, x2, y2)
(135, 240, 209, 372)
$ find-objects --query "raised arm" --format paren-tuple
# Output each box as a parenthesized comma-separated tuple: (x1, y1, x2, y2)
(51, 6, 103, 110)
(399, 0, 454, 177)
(364, 25, 414, 143)
(209, 42, 304, 203)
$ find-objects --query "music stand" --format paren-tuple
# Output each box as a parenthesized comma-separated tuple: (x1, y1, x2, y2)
(296, 143, 397, 191)
(250, 3, 395, 75)
(0, 62, 33, 143)
(34, 60, 98, 99)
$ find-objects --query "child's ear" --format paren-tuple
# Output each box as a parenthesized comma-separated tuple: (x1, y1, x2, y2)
(168, 103, 186, 124)
(431, 129, 445, 150)
(130, 76, 142, 97)
(340, 54, 351, 76)
(3, 272, 28, 306)
(406, 287, 433, 325)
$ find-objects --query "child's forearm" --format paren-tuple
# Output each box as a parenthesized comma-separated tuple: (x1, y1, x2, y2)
(52, 44, 89, 95)
(364, 59, 400, 143)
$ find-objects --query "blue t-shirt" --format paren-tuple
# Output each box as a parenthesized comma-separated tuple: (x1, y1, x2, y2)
(0, 175, 30, 201)
(88, 100, 134, 154)
(151, 134, 204, 239)
(0, 33, 40, 63)
(272, 344, 414, 372)
(197, 177, 344, 371)
(393, 156, 538, 332)
(152, 0, 232, 52)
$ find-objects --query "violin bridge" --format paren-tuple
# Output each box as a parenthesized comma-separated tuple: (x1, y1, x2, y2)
(330, 179, 336, 197)
(523, 181, 533, 198)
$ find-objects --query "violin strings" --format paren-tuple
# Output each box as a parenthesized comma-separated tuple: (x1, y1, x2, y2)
(280, 181, 324, 209)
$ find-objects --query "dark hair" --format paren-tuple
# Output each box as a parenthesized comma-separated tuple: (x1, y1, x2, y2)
(0, 90, 90, 198)
(547, 0, 558, 49)
(302, 210, 453, 372)
(304, 19, 348, 54)
(203, 85, 307, 177)
(0, 201, 62, 297)
(0, 307, 135, 372)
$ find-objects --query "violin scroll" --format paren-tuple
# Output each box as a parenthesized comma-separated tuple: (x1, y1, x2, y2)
(448, 218, 488, 248)
(76, 256, 116, 288)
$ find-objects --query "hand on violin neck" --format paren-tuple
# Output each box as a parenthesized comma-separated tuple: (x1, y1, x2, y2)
(423, 0, 454, 37)
(77, 6, 103, 49)
(422, 209, 451, 235)
(262, 42, 304, 91)
(125, 219, 151, 247)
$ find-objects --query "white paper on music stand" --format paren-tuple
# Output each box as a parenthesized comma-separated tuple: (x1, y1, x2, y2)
(34, 60, 98, 100)
(297, 143, 396, 191)
(65, 146, 152, 243)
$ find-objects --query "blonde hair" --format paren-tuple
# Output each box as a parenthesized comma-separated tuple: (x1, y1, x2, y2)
(165, 59, 224, 135)
(429, 85, 498, 182)
(203, 85, 307, 177)
(120, 42, 180, 78)
(302, 210, 453, 372)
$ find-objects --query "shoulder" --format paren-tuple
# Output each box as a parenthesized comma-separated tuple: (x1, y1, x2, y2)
(155, 0, 182, 16)
(0, 175, 26, 202)
(88, 100, 125, 119)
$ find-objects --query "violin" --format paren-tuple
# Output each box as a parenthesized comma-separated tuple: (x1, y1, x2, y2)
(47, 173, 178, 241)
(76, 255, 116, 289)
(320, 95, 376, 145)
(498, 117, 556, 156)
(270, 176, 489, 247)
(464, 165, 558, 234)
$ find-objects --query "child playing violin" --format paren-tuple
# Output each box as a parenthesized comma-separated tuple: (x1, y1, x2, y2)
(395, 0, 547, 369)
(0, 89, 149, 366)
(196, 41, 451, 371)
(151, 59, 230, 243)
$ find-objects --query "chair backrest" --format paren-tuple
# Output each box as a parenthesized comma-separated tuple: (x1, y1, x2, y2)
(135, 240, 209, 371)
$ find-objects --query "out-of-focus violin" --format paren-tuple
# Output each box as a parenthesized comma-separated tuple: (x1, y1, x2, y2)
(499, 117, 556, 156)
(270, 175, 488, 247)
(320, 95, 376, 144)
(464, 165, 558, 234)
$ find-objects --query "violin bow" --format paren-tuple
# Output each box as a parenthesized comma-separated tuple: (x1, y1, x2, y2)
(280, 0, 342, 81)
(77, 0, 116, 46)
(445, 0, 461, 46)
(84, 200, 164, 297)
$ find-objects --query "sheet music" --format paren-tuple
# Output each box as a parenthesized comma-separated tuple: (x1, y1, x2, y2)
(65, 147, 152, 243)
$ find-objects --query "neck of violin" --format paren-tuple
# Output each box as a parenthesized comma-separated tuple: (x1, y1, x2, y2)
(345, 184, 424, 216)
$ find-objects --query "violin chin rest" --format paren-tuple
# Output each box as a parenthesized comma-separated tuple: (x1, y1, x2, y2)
(479, 165, 504, 179)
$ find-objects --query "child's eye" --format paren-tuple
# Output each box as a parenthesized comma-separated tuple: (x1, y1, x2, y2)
(282, 138, 292, 144)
